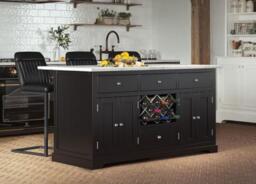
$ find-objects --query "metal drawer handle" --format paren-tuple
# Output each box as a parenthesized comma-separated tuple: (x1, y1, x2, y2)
(119, 123, 124, 127)
(157, 80, 162, 84)
(194, 78, 199, 82)
(114, 123, 119, 127)
(157, 135, 162, 140)
(116, 82, 122, 86)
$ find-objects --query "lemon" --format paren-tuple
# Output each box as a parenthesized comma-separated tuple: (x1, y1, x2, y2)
(114, 54, 121, 60)
(99, 60, 109, 67)
(121, 52, 129, 58)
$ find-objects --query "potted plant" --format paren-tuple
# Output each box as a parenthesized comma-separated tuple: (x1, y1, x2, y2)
(49, 26, 71, 61)
(99, 9, 117, 25)
(118, 12, 131, 25)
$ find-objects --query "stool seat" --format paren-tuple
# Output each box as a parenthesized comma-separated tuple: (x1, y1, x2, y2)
(22, 85, 53, 93)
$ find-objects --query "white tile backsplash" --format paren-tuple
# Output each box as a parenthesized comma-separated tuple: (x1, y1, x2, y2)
(0, 0, 152, 59)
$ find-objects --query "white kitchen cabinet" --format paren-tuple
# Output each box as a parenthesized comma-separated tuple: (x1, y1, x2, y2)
(217, 57, 256, 123)
(241, 64, 256, 108)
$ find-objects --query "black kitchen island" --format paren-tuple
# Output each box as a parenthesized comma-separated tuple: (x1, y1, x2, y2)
(39, 64, 218, 169)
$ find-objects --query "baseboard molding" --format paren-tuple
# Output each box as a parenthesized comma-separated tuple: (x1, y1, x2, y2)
(217, 109, 256, 124)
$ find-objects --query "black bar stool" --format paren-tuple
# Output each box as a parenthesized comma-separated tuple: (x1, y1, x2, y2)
(12, 52, 53, 157)
(66, 51, 97, 66)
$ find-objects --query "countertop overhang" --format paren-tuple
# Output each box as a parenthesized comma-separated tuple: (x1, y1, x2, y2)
(38, 64, 218, 72)
(0, 61, 65, 66)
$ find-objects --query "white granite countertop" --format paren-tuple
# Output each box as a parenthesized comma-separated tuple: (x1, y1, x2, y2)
(38, 64, 218, 72)
(0, 61, 65, 66)
(0, 60, 180, 66)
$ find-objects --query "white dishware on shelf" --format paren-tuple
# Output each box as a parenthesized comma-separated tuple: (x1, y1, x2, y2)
(231, 0, 238, 13)
(246, 0, 254, 13)
(238, 0, 247, 13)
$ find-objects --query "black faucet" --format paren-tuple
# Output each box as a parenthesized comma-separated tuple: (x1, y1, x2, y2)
(106, 30, 120, 52)
(99, 30, 120, 61)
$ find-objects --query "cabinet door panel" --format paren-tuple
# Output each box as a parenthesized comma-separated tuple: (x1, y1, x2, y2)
(179, 93, 195, 144)
(242, 65, 256, 109)
(218, 63, 241, 107)
(98, 98, 116, 154)
(98, 97, 137, 154)
(195, 92, 214, 142)
(117, 97, 137, 151)
(180, 92, 214, 145)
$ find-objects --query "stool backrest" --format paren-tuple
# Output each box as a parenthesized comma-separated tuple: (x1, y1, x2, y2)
(14, 52, 50, 86)
(66, 51, 97, 66)
(109, 51, 142, 61)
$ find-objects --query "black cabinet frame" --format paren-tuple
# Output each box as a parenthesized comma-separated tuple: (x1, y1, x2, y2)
(52, 69, 218, 169)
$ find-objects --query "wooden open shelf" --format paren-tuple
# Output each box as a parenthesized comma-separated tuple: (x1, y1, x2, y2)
(0, 0, 63, 3)
(69, 23, 142, 31)
(70, 0, 142, 10)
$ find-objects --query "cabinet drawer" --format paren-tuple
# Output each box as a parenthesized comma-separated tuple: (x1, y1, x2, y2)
(179, 73, 212, 89)
(139, 125, 178, 148)
(141, 74, 177, 91)
(98, 75, 138, 93)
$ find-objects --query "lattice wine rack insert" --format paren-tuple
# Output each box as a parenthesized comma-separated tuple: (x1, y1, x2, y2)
(139, 94, 180, 126)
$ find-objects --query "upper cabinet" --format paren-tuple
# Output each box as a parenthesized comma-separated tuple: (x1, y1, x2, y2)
(226, 0, 256, 57)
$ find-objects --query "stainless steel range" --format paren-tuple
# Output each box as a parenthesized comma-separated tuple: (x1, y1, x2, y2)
(0, 59, 53, 136)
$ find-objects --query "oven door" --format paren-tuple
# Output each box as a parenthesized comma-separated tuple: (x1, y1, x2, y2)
(1, 79, 45, 124)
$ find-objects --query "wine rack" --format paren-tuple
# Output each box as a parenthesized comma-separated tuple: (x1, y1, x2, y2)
(139, 94, 180, 126)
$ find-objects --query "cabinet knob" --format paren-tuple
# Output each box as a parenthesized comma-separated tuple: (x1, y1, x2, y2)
(116, 82, 122, 86)
(114, 123, 119, 127)
(197, 116, 201, 120)
(192, 116, 196, 120)
(119, 123, 124, 127)
(194, 78, 199, 82)
(157, 135, 162, 140)
(157, 80, 163, 84)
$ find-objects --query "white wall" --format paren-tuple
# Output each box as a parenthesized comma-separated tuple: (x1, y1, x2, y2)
(152, 0, 191, 64)
(210, 0, 226, 64)
(0, 0, 192, 62)
(0, 0, 153, 60)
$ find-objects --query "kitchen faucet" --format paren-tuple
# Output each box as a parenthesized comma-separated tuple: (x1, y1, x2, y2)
(99, 30, 120, 60)
(106, 30, 120, 51)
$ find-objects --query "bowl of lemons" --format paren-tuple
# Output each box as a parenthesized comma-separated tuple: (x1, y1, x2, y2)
(99, 52, 145, 67)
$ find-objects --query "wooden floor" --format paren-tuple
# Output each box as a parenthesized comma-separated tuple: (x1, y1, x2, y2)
(0, 123, 255, 184)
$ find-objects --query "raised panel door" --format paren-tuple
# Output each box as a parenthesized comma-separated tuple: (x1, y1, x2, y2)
(241, 64, 256, 110)
(98, 97, 137, 154)
(194, 92, 215, 143)
(179, 93, 196, 144)
(218, 63, 241, 108)
(116, 96, 137, 151)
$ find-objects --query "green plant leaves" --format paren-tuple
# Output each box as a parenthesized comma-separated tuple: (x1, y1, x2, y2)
(49, 25, 71, 50)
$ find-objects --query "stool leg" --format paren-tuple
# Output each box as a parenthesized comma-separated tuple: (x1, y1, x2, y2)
(44, 92, 49, 157)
